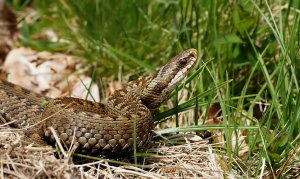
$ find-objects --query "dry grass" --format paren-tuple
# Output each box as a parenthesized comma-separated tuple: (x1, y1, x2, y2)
(0, 128, 80, 178)
(0, 126, 231, 179)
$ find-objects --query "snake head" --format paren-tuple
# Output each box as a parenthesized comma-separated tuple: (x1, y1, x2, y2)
(141, 48, 198, 110)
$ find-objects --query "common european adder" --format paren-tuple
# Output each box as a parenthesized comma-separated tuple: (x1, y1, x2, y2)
(0, 49, 198, 155)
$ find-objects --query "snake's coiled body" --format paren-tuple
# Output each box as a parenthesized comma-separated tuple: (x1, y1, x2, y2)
(0, 49, 197, 155)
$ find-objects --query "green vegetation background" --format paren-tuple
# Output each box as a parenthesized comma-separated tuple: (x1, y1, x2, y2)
(7, 0, 300, 178)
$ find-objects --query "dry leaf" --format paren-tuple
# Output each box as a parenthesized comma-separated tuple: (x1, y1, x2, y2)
(71, 77, 100, 102)
(2, 47, 99, 101)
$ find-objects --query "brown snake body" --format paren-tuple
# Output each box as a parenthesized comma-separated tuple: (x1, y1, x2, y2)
(0, 49, 197, 155)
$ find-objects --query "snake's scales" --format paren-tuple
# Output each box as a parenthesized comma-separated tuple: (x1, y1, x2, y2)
(0, 49, 197, 155)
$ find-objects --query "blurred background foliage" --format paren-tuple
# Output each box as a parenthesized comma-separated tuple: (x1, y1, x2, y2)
(4, 0, 300, 177)
(8, 0, 298, 94)
(6, 0, 299, 84)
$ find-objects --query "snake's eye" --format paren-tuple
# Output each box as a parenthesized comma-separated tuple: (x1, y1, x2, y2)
(179, 58, 188, 66)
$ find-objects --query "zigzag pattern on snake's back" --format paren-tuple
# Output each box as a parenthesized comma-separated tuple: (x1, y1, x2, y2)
(0, 49, 198, 155)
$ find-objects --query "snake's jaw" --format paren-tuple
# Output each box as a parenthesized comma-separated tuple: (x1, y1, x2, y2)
(141, 48, 198, 109)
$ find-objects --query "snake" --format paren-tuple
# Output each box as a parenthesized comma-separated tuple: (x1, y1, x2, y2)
(0, 48, 197, 155)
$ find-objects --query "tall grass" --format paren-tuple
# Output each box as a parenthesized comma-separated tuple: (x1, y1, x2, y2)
(11, 0, 300, 177)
